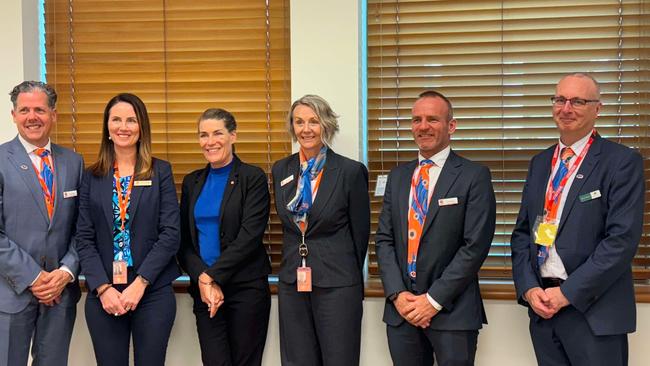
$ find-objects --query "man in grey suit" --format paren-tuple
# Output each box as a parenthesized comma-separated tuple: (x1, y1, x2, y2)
(0, 81, 83, 365)
(376, 90, 496, 366)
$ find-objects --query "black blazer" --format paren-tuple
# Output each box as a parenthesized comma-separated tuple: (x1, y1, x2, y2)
(511, 135, 644, 335)
(272, 148, 370, 288)
(375, 151, 496, 330)
(178, 155, 271, 295)
(76, 158, 181, 293)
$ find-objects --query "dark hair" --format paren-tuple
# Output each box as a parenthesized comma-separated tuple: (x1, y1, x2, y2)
(89, 93, 153, 179)
(416, 90, 454, 122)
(9, 81, 57, 109)
(197, 108, 237, 132)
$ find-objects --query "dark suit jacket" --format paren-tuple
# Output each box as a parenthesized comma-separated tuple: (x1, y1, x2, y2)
(177, 155, 271, 297)
(76, 158, 181, 293)
(375, 150, 496, 330)
(0, 136, 83, 312)
(272, 149, 370, 288)
(511, 135, 644, 336)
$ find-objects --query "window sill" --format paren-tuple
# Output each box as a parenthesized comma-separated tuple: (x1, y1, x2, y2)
(89, 276, 650, 303)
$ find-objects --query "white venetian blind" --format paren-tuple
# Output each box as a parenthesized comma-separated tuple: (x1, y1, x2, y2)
(367, 0, 650, 281)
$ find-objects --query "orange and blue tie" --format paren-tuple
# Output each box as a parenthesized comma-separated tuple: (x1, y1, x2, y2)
(35, 148, 55, 218)
(538, 147, 574, 266)
(407, 159, 435, 279)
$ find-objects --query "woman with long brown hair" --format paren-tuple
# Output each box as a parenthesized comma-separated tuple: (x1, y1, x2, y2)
(76, 93, 180, 365)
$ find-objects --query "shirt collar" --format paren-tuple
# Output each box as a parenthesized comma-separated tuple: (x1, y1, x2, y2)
(18, 134, 52, 155)
(418, 145, 450, 168)
(558, 130, 592, 156)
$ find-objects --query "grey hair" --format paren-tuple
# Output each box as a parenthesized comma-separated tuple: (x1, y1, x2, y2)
(9, 81, 57, 109)
(558, 73, 601, 98)
(287, 94, 340, 146)
(197, 108, 237, 132)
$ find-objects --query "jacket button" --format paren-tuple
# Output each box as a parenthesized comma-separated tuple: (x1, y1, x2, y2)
(220, 232, 225, 238)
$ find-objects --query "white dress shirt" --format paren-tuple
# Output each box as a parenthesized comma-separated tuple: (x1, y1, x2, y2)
(18, 135, 75, 284)
(408, 146, 451, 311)
(540, 131, 592, 280)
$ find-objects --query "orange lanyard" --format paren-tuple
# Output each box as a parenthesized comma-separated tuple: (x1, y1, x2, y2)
(543, 131, 595, 219)
(114, 163, 134, 231)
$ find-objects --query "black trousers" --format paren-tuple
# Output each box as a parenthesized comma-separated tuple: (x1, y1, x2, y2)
(387, 320, 478, 366)
(278, 281, 363, 366)
(84, 284, 176, 366)
(192, 277, 271, 366)
(529, 305, 628, 366)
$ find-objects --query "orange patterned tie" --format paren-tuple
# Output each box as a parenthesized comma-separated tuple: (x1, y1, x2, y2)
(407, 160, 435, 279)
(34, 148, 55, 219)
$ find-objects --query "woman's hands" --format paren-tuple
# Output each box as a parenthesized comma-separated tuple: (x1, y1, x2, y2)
(98, 275, 149, 316)
(198, 272, 225, 318)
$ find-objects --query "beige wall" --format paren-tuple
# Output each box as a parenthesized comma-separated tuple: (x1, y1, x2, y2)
(6, 0, 650, 364)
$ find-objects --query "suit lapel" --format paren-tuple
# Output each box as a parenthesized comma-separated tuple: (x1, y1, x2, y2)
(280, 154, 300, 213)
(307, 150, 339, 230)
(101, 171, 114, 234)
(399, 160, 418, 246)
(219, 159, 240, 222)
(6, 138, 49, 224)
(421, 151, 462, 236)
(50, 144, 67, 225)
(557, 136, 601, 235)
(129, 177, 144, 221)
(533, 147, 555, 221)
(189, 166, 209, 249)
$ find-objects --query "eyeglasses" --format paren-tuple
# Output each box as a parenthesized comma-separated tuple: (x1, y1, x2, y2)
(551, 96, 600, 108)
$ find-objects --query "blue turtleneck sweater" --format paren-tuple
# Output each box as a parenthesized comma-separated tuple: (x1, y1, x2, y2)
(194, 162, 233, 266)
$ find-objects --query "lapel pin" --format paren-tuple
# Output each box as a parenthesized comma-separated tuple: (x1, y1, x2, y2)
(576, 174, 584, 179)
(20, 164, 28, 170)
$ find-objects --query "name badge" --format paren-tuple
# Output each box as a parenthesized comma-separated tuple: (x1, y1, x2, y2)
(579, 190, 601, 202)
(281, 175, 294, 187)
(112, 260, 128, 284)
(133, 180, 152, 187)
(438, 197, 459, 206)
(297, 266, 312, 292)
(374, 174, 388, 197)
(533, 215, 558, 247)
(63, 190, 78, 198)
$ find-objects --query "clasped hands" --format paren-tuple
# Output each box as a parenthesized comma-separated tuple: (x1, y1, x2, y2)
(31, 269, 72, 306)
(198, 273, 224, 319)
(393, 292, 439, 328)
(525, 286, 569, 319)
(98, 278, 148, 317)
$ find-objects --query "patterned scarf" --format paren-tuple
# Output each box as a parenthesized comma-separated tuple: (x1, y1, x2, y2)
(286, 145, 328, 229)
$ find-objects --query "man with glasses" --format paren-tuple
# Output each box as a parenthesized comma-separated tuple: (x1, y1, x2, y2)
(0, 81, 83, 365)
(511, 73, 643, 366)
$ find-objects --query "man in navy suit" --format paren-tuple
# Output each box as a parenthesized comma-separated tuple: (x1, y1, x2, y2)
(0, 81, 83, 365)
(511, 73, 644, 366)
(376, 90, 496, 366)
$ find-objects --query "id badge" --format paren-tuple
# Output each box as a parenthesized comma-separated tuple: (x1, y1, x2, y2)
(533, 215, 558, 247)
(113, 260, 128, 284)
(297, 266, 312, 292)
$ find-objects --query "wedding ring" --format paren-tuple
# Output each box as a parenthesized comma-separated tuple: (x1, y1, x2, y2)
(114, 313, 119, 316)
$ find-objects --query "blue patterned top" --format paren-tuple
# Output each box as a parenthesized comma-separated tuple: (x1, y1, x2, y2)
(112, 175, 133, 266)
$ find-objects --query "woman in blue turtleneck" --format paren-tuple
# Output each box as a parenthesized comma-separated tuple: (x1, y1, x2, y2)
(177, 108, 271, 366)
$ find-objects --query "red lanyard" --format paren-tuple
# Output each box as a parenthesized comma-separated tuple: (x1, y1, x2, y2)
(114, 163, 134, 232)
(544, 131, 595, 218)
